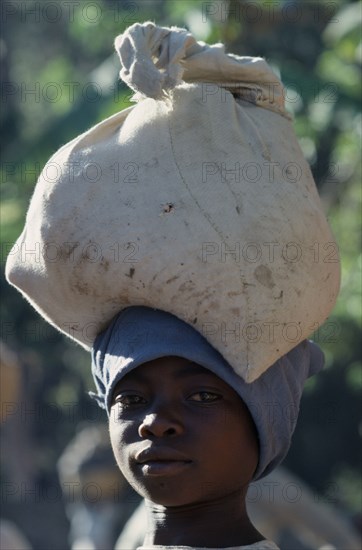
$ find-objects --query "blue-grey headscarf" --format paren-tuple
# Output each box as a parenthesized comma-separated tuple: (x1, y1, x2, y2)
(91, 306, 324, 481)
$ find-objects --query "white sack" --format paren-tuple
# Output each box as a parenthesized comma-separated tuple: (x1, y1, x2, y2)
(6, 22, 340, 382)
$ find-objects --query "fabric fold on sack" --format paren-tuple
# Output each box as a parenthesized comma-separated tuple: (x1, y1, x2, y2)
(114, 21, 288, 117)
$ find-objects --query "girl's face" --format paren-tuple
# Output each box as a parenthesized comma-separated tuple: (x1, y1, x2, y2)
(109, 356, 259, 507)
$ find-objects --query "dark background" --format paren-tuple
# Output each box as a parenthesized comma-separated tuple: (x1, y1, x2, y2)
(1, 1, 361, 548)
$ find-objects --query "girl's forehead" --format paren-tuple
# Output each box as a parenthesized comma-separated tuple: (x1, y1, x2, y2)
(114, 356, 229, 387)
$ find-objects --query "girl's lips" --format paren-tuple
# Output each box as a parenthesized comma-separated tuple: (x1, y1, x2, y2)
(139, 460, 192, 477)
(135, 445, 191, 464)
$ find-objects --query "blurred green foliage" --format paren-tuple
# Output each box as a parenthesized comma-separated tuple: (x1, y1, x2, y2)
(1, 0, 361, 541)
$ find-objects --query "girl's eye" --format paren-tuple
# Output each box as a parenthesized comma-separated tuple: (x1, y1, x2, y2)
(189, 391, 221, 402)
(115, 394, 146, 407)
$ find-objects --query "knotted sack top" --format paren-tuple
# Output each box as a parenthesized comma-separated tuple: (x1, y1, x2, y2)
(6, 22, 340, 382)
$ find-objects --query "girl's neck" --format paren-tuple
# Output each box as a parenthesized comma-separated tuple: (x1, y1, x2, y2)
(143, 491, 264, 548)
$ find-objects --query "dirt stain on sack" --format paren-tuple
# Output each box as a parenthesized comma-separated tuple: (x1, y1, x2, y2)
(162, 203, 174, 213)
(100, 257, 110, 272)
(275, 290, 283, 300)
(166, 275, 179, 284)
(62, 242, 78, 260)
(72, 279, 100, 298)
(228, 290, 242, 297)
(254, 265, 275, 289)
(126, 267, 135, 278)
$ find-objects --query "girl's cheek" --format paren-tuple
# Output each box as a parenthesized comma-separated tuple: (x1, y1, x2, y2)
(109, 416, 137, 455)
(109, 430, 128, 472)
(109, 405, 123, 424)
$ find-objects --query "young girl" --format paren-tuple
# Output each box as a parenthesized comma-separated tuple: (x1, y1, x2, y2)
(6, 21, 340, 550)
(90, 305, 324, 549)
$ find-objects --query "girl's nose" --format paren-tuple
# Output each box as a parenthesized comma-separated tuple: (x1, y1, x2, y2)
(138, 409, 184, 439)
